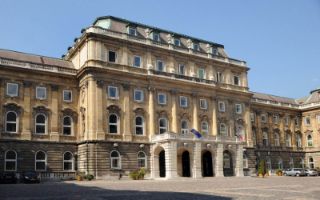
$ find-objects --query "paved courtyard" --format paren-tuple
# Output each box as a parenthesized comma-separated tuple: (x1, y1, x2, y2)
(1, 176, 320, 200)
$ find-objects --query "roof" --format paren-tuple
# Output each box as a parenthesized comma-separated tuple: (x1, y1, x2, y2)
(93, 16, 225, 48)
(252, 92, 298, 105)
(0, 49, 74, 69)
(298, 89, 320, 105)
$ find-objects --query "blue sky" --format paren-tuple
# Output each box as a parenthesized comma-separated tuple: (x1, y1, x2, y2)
(1, 0, 319, 98)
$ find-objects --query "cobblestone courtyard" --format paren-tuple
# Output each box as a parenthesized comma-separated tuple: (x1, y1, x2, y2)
(1, 176, 320, 200)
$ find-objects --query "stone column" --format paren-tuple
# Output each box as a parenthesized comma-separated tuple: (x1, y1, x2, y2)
(215, 143, 224, 177)
(279, 115, 285, 147)
(148, 87, 155, 139)
(170, 89, 178, 133)
(21, 81, 32, 140)
(96, 80, 105, 140)
(193, 142, 202, 178)
(165, 141, 178, 179)
(290, 115, 296, 147)
(123, 83, 132, 141)
(50, 84, 59, 141)
(192, 93, 199, 130)
(87, 80, 96, 140)
(244, 103, 253, 147)
(256, 111, 262, 147)
(235, 144, 244, 177)
(211, 97, 218, 136)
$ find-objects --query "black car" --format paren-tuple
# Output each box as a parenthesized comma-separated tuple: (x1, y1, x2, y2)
(20, 171, 40, 183)
(0, 172, 17, 184)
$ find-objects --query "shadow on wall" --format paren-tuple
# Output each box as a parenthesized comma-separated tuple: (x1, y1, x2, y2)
(0, 181, 232, 200)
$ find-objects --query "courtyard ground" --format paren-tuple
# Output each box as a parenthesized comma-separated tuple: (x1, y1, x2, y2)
(1, 176, 319, 200)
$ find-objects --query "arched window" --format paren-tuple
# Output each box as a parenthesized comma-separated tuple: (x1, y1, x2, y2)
(263, 131, 268, 146)
(109, 114, 119, 134)
(219, 123, 227, 136)
(137, 151, 147, 168)
(307, 135, 313, 147)
(181, 120, 188, 135)
(286, 133, 292, 147)
(296, 133, 302, 148)
(35, 114, 46, 134)
(135, 116, 144, 135)
(159, 118, 168, 134)
(35, 151, 47, 171)
(5, 111, 18, 133)
(278, 157, 283, 170)
(243, 152, 248, 169)
(63, 116, 72, 135)
(274, 132, 280, 146)
(63, 152, 74, 171)
(110, 150, 121, 169)
(289, 157, 294, 168)
(201, 121, 209, 136)
(5, 150, 17, 171)
(309, 157, 315, 169)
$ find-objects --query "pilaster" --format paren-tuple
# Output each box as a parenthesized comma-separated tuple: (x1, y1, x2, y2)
(215, 143, 224, 177)
(170, 89, 178, 133)
(211, 97, 217, 136)
(192, 142, 202, 178)
(148, 87, 155, 139)
(123, 83, 132, 141)
(235, 144, 244, 177)
(164, 142, 178, 179)
(96, 80, 105, 140)
(192, 93, 199, 130)
(21, 81, 32, 140)
(50, 84, 59, 141)
(245, 103, 253, 147)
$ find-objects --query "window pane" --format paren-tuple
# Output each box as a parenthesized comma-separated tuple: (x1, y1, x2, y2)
(112, 159, 119, 168)
(7, 83, 18, 96)
(136, 127, 143, 135)
(63, 91, 72, 101)
(111, 151, 119, 157)
(36, 115, 45, 123)
(110, 125, 117, 133)
(108, 51, 116, 62)
(36, 152, 45, 160)
(6, 151, 16, 159)
(7, 112, 17, 121)
(63, 127, 71, 135)
(108, 87, 118, 98)
(134, 56, 141, 67)
(37, 87, 46, 99)
(109, 115, 117, 123)
(64, 152, 72, 160)
(6, 123, 17, 132)
(64, 117, 71, 125)
(36, 162, 46, 171)
(138, 159, 146, 168)
(64, 162, 72, 171)
(36, 125, 45, 134)
(136, 117, 143, 125)
(5, 161, 16, 171)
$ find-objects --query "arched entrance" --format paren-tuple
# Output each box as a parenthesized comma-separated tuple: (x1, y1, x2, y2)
(182, 151, 191, 177)
(202, 151, 213, 177)
(223, 150, 234, 176)
(159, 150, 166, 177)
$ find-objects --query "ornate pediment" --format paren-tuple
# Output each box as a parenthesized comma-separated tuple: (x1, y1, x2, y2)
(61, 108, 78, 122)
(107, 105, 121, 115)
(133, 107, 145, 115)
(3, 103, 23, 114)
(33, 105, 51, 116)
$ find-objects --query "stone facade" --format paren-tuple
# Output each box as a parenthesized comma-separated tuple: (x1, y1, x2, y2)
(0, 16, 319, 179)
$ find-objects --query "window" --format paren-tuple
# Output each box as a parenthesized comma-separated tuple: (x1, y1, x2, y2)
(179, 96, 188, 108)
(289, 157, 294, 168)
(5, 150, 17, 171)
(35, 151, 47, 171)
(181, 120, 188, 135)
(6, 83, 18, 97)
(35, 114, 46, 134)
(261, 114, 267, 123)
(159, 118, 168, 134)
(218, 101, 225, 112)
(307, 135, 313, 147)
(156, 60, 165, 71)
(286, 133, 292, 147)
(233, 76, 240, 86)
(243, 152, 248, 169)
(137, 152, 147, 168)
(36, 86, 47, 100)
(262, 131, 268, 146)
(216, 72, 222, 83)
(274, 132, 280, 146)
(128, 27, 137, 36)
(178, 64, 185, 75)
(235, 104, 242, 114)
(273, 115, 279, 124)
(135, 116, 144, 135)
(305, 117, 311, 125)
(294, 117, 299, 126)
(108, 50, 117, 62)
(193, 43, 200, 51)
(109, 114, 119, 134)
(5, 111, 17, 133)
(63, 152, 74, 171)
(285, 116, 289, 126)
(63, 116, 72, 135)
(110, 150, 121, 169)
(201, 121, 209, 135)
(278, 158, 283, 170)
(174, 38, 181, 46)
(296, 134, 302, 148)
(219, 123, 227, 136)
(153, 32, 160, 42)
(63, 90, 72, 102)
(250, 113, 255, 122)
(157, 93, 167, 105)
(198, 68, 205, 79)
(134, 89, 144, 102)
(199, 99, 208, 110)
(308, 157, 315, 169)
(108, 86, 119, 99)
(133, 55, 141, 67)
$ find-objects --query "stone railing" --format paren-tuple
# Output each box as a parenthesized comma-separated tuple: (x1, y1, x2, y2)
(251, 98, 300, 109)
(39, 171, 76, 180)
(0, 57, 77, 75)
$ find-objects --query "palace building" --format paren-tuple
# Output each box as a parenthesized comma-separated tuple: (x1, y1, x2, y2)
(0, 16, 319, 179)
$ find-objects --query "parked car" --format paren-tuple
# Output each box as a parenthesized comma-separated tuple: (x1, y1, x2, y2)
(20, 171, 40, 183)
(283, 168, 307, 176)
(305, 169, 319, 176)
(0, 172, 17, 184)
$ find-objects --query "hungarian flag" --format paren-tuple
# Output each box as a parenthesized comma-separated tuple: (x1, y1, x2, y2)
(190, 129, 202, 138)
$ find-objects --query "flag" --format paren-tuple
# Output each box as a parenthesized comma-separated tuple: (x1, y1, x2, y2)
(190, 129, 202, 138)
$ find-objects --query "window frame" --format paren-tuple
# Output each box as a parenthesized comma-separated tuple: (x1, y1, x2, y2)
(305, 116, 311, 126)
(63, 151, 74, 171)
(193, 43, 200, 51)
(216, 72, 222, 83)
(108, 50, 117, 63)
(178, 64, 185, 75)
(174, 38, 181, 46)
(35, 150, 47, 171)
(153, 32, 160, 42)
(6, 83, 19, 97)
(307, 135, 313, 147)
(63, 90, 72, 102)
(159, 118, 168, 134)
(156, 60, 165, 72)
(107, 86, 119, 99)
(180, 120, 189, 135)
(233, 75, 240, 86)
(128, 27, 137, 36)
(199, 99, 208, 110)
(157, 93, 167, 105)
(218, 101, 226, 112)
(35, 113, 47, 134)
(198, 68, 205, 79)
(201, 121, 209, 135)
(235, 104, 242, 114)
(286, 133, 292, 147)
(5, 111, 18, 133)
(110, 150, 121, 170)
(133, 55, 141, 67)
(262, 131, 269, 146)
(137, 151, 147, 168)
(108, 113, 119, 134)
(36, 86, 47, 100)
(4, 150, 17, 171)
(274, 132, 280, 146)
(135, 116, 144, 136)
(261, 114, 267, 123)
(179, 96, 188, 108)
(219, 123, 227, 136)
(63, 116, 73, 136)
(134, 89, 144, 102)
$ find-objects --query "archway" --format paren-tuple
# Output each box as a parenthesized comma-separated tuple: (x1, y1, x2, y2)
(159, 150, 166, 177)
(202, 151, 213, 177)
(182, 151, 191, 177)
(223, 150, 234, 176)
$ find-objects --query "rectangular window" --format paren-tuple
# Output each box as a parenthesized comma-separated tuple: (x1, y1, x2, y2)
(233, 76, 240, 86)
(198, 68, 205, 79)
(6, 83, 19, 97)
(235, 104, 242, 114)
(285, 116, 289, 126)
(158, 93, 167, 105)
(128, 27, 137, 36)
(36, 86, 47, 100)
(153, 32, 160, 42)
(63, 90, 72, 102)
(250, 113, 255, 122)
(108, 86, 119, 99)
(174, 38, 181, 46)
(179, 96, 188, 108)
(108, 50, 116, 62)
(218, 101, 225, 112)
(216, 72, 222, 83)
(273, 115, 279, 124)
(156, 60, 164, 71)
(133, 55, 141, 67)
(200, 99, 208, 110)
(305, 117, 311, 125)
(193, 43, 200, 51)
(178, 64, 185, 75)
(261, 114, 267, 123)
(134, 89, 144, 102)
